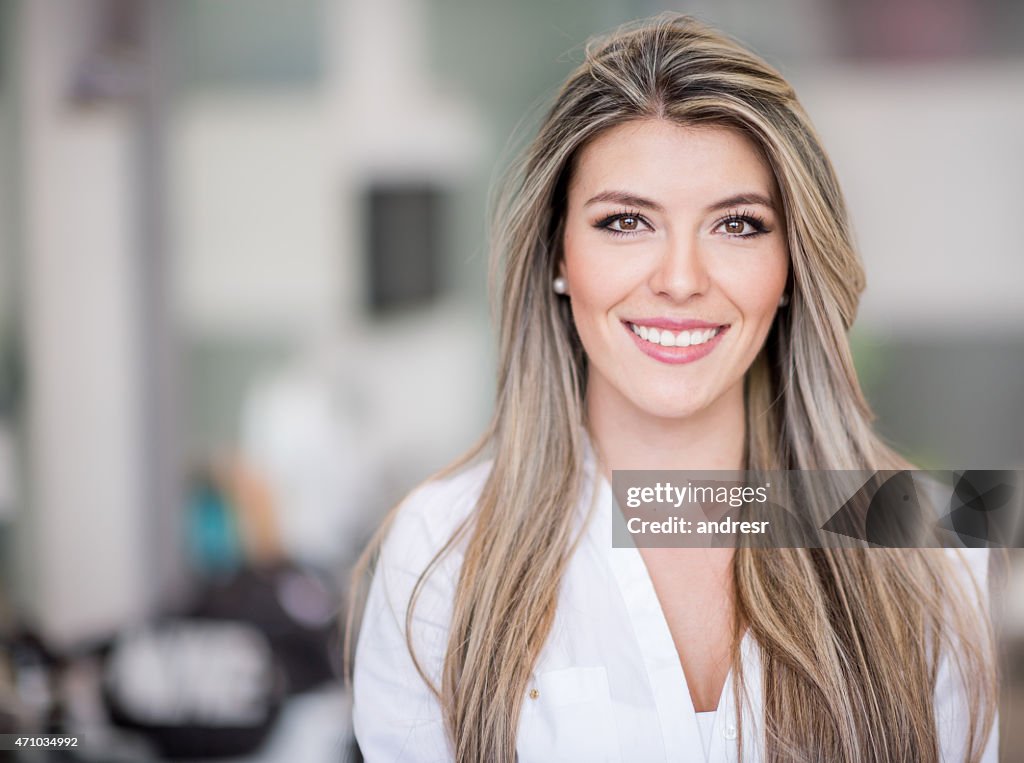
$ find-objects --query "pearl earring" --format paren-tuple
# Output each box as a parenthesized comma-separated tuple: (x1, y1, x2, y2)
(553, 276, 568, 295)
(778, 293, 789, 307)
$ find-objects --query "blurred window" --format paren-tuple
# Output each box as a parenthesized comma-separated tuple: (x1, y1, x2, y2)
(179, 0, 324, 89)
(365, 183, 445, 314)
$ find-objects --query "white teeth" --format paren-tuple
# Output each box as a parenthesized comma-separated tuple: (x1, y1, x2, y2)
(631, 323, 721, 348)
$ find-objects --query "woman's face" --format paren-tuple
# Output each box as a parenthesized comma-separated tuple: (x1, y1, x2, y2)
(560, 119, 789, 424)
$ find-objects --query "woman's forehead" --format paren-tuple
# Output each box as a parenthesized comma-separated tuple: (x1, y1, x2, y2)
(567, 119, 779, 210)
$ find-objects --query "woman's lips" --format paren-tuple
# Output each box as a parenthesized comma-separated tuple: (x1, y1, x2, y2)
(623, 320, 728, 364)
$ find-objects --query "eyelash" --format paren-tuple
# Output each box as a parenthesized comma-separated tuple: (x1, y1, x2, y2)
(592, 208, 771, 238)
(593, 209, 649, 237)
(718, 208, 770, 238)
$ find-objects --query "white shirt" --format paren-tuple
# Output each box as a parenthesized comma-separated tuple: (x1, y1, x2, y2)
(695, 711, 716, 759)
(353, 452, 999, 762)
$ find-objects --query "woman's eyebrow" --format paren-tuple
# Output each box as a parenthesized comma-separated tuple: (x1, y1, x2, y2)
(705, 192, 776, 213)
(584, 190, 777, 213)
(584, 190, 664, 212)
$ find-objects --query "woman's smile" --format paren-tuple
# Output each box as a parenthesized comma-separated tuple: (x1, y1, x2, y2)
(623, 320, 729, 364)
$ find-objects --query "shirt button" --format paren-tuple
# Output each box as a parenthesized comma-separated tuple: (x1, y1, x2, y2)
(528, 689, 540, 700)
(723, 724, 737, 741)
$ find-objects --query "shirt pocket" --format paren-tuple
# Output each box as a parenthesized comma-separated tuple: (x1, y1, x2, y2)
(517, 666, 622, 763)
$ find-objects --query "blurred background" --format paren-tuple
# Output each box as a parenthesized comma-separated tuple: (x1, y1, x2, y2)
(0, 0, 1021, 760)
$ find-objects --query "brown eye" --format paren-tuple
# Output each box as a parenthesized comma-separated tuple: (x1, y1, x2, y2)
(718, 216, 764, 237)
(595, 212, 650, 234)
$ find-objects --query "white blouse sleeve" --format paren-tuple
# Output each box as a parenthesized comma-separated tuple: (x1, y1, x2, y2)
(353, 478, 475, 762)
(934, 547, 999, 763)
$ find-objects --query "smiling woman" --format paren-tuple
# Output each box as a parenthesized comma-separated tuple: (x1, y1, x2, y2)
(349, 13, 999, 763)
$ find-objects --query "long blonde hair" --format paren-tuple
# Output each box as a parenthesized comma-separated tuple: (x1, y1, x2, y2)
(350, 14, 998, 762)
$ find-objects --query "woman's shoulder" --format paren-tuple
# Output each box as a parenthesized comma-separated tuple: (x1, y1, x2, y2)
(353, 461, 496, 758)
(942, 546, 989, 579)
(933, 546, 1000, 761)
(380, 458, 494, 574)
(941, 546, 994, 611)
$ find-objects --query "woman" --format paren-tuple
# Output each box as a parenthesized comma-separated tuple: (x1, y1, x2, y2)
(350, 14, 999, 762)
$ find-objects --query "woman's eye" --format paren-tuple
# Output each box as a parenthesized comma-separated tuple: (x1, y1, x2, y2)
(716, 215, 769, 238)
(598, 213, 649, 234)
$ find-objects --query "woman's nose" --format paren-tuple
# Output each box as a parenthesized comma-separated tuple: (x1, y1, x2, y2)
(647, 233, 711, 301)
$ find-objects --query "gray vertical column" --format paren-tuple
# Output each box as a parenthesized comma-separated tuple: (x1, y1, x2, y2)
(137, 0, 188, 614)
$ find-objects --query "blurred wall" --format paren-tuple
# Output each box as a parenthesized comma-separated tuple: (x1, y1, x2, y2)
(0, 0, 19, 619)
(796, 63, 1024, 467)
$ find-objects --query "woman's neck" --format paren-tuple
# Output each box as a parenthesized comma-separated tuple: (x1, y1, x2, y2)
(585, 380, 746, 475)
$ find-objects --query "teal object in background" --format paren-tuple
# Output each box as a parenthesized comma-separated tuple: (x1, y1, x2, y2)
(185, 476, 243, 574)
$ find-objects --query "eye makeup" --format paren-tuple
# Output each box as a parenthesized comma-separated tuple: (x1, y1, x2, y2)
(591, 206, 773, 238)
(714, 207, 771, 238)
(592, 209, 651, 237)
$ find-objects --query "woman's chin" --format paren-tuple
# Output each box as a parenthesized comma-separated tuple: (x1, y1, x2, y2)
(626, 395, 715, 424)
